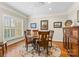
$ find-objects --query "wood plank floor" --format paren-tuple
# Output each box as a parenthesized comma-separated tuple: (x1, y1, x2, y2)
(1, 40, 68, 57)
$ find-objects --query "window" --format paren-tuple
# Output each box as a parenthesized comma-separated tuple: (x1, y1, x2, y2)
(3, 16, 23, 40)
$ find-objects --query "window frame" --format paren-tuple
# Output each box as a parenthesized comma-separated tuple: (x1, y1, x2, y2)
(3, 15, 23, 41)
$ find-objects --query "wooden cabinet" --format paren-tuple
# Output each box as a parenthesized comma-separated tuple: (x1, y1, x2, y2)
(63, 26, 79, 57)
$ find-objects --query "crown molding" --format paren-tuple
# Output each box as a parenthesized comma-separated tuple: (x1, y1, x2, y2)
(0, 3, 29, 19)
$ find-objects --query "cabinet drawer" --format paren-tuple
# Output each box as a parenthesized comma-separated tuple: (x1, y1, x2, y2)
(71, 38, 78, 45)
(70, 44, 78, 56)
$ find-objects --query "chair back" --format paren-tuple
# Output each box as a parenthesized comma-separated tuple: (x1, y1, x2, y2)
(32, 30, 38, 37)
(49, 30, 54, 39)
(26, 29, 31, 36)
(38, 31, 49, 41)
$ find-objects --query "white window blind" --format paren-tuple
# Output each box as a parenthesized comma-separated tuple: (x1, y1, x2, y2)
(3, 16, 23, 41)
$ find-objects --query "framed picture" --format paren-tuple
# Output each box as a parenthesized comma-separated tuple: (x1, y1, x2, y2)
(30, 23, 37, 28)
(53, 22, 62, 28)
(77, 10, 79, 22)
(41, 20, 48, 30)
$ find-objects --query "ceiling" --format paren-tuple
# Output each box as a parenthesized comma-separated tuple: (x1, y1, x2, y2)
(5, 2, 74, 18)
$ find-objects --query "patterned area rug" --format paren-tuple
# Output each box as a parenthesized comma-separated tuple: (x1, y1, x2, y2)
(18, 45, 61, 57)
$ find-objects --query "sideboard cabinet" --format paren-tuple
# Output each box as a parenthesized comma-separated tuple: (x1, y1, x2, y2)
(63, 26, 79, 56)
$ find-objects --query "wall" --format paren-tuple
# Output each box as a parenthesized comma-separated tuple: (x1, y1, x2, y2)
(0, 3, 28, 42)
(67, 2, 79, 25)
(28, 3, 79, 42)
(28, 14, 68, 42)
(1, 2, 79, 42)
(0, 9, 3, 42)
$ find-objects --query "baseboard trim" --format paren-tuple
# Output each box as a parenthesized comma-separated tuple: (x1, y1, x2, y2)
(53, 39, 63, 42)
(7, 39, 24, 47)
(7, 37, 24, 46)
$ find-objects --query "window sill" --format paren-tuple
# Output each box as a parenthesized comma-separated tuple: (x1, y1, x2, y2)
(4, 36, 24, 42)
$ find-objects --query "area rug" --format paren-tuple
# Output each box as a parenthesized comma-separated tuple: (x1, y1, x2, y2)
(18, 45, 61, 57)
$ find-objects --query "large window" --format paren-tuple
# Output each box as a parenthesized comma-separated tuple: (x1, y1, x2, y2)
(3, 16, 23, 41)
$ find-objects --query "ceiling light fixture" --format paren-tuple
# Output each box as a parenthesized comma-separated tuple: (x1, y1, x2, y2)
(48, 2, 52, 4)
(49, 8, 52, 11)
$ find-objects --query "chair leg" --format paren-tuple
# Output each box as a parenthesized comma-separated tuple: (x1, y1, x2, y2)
(32, 41, 36, 50)
(37, 45, 40, 56)
(36, 44, 38, 51)
(46, 47, 48, 56)
(51, 42, 52, 47)
(26, 44, 28, 51)
(38, 47, 40, 56)
(5, 43, 7, 51)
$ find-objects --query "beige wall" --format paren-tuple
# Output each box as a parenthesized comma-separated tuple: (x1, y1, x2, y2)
(0, 9, 3, 42)
(28, 3, 79, 42)
(0, 3, 28, 42)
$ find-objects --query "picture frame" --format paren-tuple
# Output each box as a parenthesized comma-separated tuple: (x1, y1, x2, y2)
(40, 20, 48, 30)
(77, 10, 79, 22)
(53, 22, 62, 28)
(30, 23, 37, 28)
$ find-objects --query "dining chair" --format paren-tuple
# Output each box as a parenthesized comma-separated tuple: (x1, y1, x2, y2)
(26, 29, 31, 36)
(32, 30, 38, 37)
(24, 30, 33, 51)
(37, 31, 50, 56)
(49, 30, 54, 47)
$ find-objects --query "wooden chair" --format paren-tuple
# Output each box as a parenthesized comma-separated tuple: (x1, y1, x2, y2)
(32, 30, 38, 37)
(24, 31, 33, 51)
(37, 31, 50, 56)
(0, 42, 7, 56)
(49, 30, 54, 47)
(26, 29, 31, 36)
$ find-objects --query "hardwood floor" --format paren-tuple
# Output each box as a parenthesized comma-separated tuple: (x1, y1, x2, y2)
(0, 40, 68, 57)
(53, 41, 68, 57)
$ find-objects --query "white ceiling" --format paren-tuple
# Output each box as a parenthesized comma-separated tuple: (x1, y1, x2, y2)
(5, 2, 74, 18)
